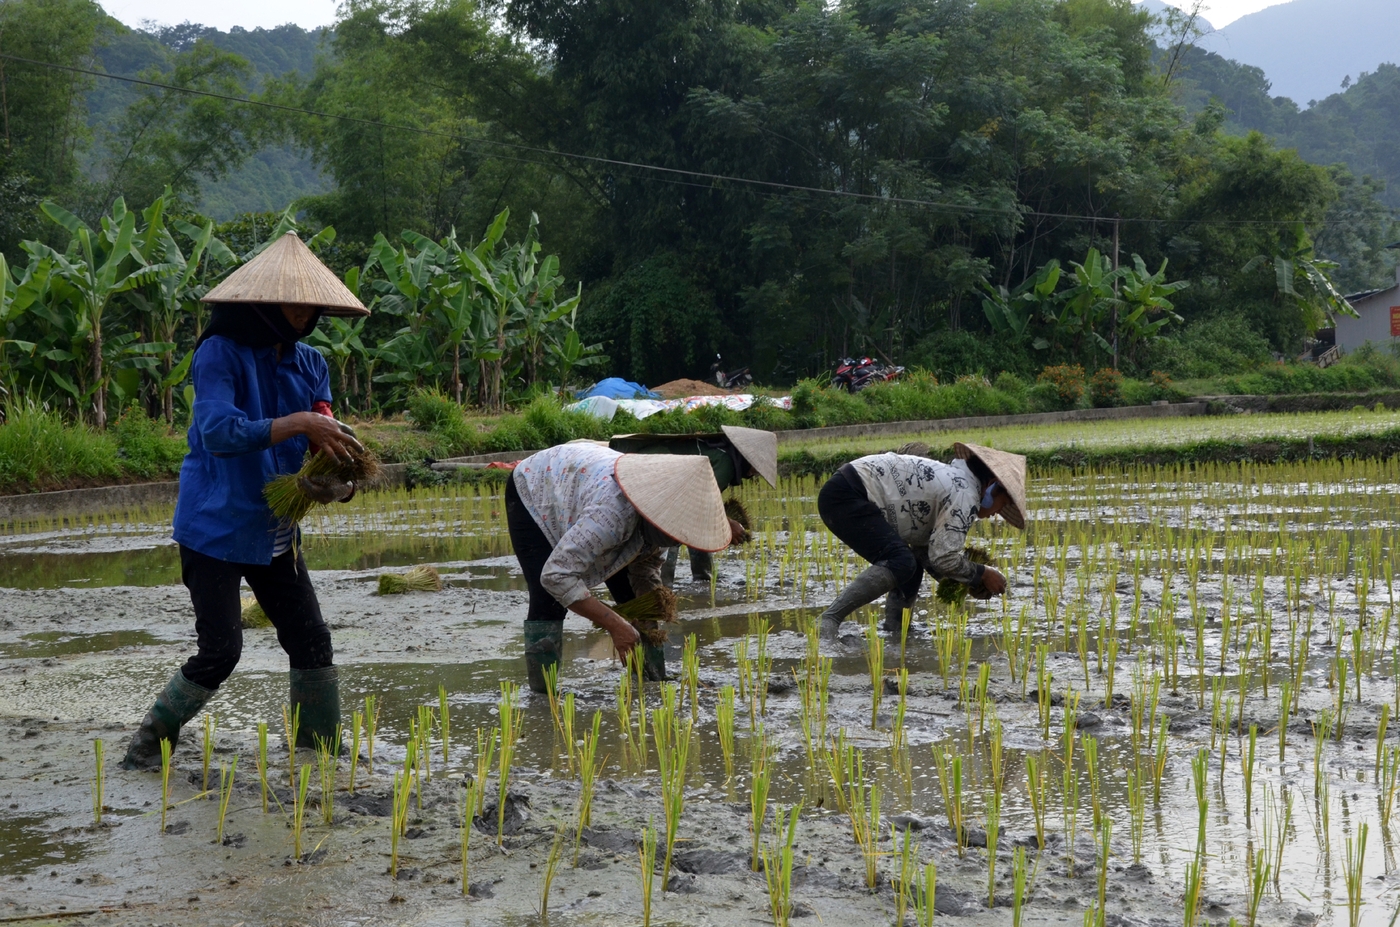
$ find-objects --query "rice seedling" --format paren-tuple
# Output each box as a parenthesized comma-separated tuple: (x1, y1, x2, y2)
(90, 739, 104, 826)
(891, 667, 909, 753)
(614, 587, 679, 644)
(913, 861, 937, 927)
(762, 804, 800, 927)
(390, 769, 410, 880)
(1093, 818, 1111, 927)
(497, 681, 522, 845)
(257, 723, 270, 812)
(750, 728, 772, 871)
(1247, 841, 1271, 927)
(717, 684, 736, 787)
(348, 711, 363, 794)
(986, 786, 1001, 908)
(654, 693, 692, 891)
(291, 763, 312, 860)
(932, 746, 966, 855)
(753, 617, 773, 718)
(159, 737, 173, 834)
(936, 545, 993, 606)
(865, 613, 884, 729)
(894, 825, 917, 927)
(850, 753, 883, 888)
(1183, 859, 1204, 927)
(1344, 822, 1368, 927)
(439, 684, 451, 770)
(639, 820, 658, 927)
(282, 703, 300, 790)
(216, 758, 238, 844)
(1378, 704, 1391, 780)
(1192, 749, 1209, 863)
(474, 726, 497, 819)
(1012, 846, 1027, 927)
(240, 596, 271, 629)
(1027, 754, 1047, 850)
(377, 564, 443, 595)
(460, 779, 475, 895)
(540, 826, 566, 922)
(201, 713, 216, 797)
(364, 695, 379, 774)
(415, 704, 435, 783)
(316, 729, 340, 826)
(561, 691, 577, 777)
(1127, 769, 1146, 864)
(264, 445, 382, 524)
(574, 711, 602, 858)
(1243, 724, 1258, 818)
(681, 633, 700, 719)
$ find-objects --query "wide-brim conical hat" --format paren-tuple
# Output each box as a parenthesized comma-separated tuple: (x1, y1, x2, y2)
(954, 442, 1029, 530)
(614, 454, 730, 552)
(202, 231, 369, 317)
(721, 425, 778, 487)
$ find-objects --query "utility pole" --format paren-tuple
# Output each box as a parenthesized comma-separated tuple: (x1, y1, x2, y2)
(1112, 216, 1121, 370)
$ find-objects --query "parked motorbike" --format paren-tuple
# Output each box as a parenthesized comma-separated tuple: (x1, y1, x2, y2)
(711, 354, 754, 390)
(832, 356, 904, 392)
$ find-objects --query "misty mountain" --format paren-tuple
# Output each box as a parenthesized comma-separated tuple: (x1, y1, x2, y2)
(1196, 0, 1400, 106)
(1132, 0, 1213, 39)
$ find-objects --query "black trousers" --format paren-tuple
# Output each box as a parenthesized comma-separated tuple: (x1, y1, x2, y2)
(179, 544, 333, 690)
(817, 464, 923, 601)
(506, 477, 635, 622)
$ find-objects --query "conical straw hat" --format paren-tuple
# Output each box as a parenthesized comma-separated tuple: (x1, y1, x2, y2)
(721, 425, 778, 487)
(202, 231, 369, 317)
(614, 454, 730, 552)
(954, 442, 1029, 530)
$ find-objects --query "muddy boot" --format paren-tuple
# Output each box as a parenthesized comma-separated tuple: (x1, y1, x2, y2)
(121, 670, 215, 771)
(661, 548, 678, 586)
(290, 666, 342, 750)
(883, 591, 914, 635)
(818, 565, 897, 641)
(642, 642, 667, 681)
(688, 549, 713, 585)
(523, 619, 564, 695)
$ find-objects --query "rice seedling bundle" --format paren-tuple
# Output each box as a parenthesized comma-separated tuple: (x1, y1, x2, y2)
(264, 446, 382, 524)
(935, 546, 995, 606)
(725, 497, 752, 535)
(377, 565, 443, 595)
(614, 587, 679, 644)
(240, 596, 272, 629)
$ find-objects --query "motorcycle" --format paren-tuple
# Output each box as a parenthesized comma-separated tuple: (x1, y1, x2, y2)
(711, 354, 754, 390)
(833, 356, 904, 392)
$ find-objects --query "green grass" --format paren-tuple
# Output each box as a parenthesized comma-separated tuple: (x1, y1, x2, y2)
(0, 403, 185, 493)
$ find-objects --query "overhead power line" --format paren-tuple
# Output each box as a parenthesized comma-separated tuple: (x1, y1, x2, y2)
(0, 51, 1356, 229)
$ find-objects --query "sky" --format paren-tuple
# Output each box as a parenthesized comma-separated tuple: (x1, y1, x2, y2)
(102, 0, 1288, 33)
(1153, 0, 1290, 28)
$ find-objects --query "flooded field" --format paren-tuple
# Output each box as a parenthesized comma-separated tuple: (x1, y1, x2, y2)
(2, 462, 1400, 926)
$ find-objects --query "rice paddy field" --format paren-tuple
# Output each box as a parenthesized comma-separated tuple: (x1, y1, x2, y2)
(3, 439, 1400, 926)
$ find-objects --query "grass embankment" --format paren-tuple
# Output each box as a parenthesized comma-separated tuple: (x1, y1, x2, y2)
(0, 406, 186, 494)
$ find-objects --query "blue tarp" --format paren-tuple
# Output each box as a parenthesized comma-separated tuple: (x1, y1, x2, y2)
(575, 378, 659, 400)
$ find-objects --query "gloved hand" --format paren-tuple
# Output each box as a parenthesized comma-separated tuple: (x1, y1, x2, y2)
(298, 475, 354, 504)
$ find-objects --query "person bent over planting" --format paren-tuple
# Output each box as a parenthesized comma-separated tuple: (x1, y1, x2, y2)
(506, 441, 740, 694)
(609, 425, 778, 584)
(122, 233, 370, 771)
(816, 442, 1028, 642)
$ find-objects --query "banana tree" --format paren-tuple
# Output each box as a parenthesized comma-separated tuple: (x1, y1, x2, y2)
(1115, 255, 1187, 368)
(1242, 223, 1357, 337)
(0, 253, 50, 404)
(306, 316, 367, 415)
(981, 260, 1062, 349)
(1057, 248, 1122, 362)
(25, 200, 177, 427)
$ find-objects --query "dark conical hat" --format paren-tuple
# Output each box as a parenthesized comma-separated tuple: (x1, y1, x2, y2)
(720, 425, 778, 487)
(202, 231, 369, 317)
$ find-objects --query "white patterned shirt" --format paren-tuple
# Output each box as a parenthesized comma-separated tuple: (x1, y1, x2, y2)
(848, 454, 985, 583)
(512, 442, 664, 606)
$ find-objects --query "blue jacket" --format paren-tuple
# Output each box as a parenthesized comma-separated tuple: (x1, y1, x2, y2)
(172, 336, 332, 564)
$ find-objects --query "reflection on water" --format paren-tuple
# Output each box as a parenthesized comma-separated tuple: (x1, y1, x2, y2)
(0, 814, 90, 874)
(0, 629, 168, 658)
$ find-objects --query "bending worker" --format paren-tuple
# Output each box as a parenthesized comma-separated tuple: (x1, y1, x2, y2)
(507, 441, 740, 693)
(123, 233, 368, 770)
(816, 442, 1027, 641)
(609, 424, 778, 583)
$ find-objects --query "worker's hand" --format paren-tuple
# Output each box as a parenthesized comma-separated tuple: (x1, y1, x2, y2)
(607, 618, 641, 665)
(301, 412, 364, 462)
(979, 567, 1007, 597)
(727, 517, 749, 546)
(298, 475, 353, 504)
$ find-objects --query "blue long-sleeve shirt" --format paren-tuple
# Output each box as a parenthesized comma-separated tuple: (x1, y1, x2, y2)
(172, 336, 332, 564)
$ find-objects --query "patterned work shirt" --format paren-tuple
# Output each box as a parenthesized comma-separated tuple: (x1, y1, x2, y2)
(848, 453, 985, 583)
(512, 442, 664, 607)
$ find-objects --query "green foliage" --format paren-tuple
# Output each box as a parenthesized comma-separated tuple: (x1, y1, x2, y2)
(110, 404, 186, 477)
(1036, 365, 1087, 409)
(1089, 368, 1124, 408)
(0, 401, 120, 489)
(1148, 315, 1274, 380)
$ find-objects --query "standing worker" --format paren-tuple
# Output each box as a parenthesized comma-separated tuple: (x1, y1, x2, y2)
(507, 441, 741, 693)
(609, 425, 778, 583)
(122, 232, 369, 770)
(816, 443, 1027, 641)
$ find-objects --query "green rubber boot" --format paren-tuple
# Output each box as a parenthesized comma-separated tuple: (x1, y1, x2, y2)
(642, 642, 667, 681)
(290, 666, 342, 750)
(121, 670, 215, 771)
(523, 620, 564, 695)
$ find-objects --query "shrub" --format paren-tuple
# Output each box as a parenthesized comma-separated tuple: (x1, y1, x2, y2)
(111, 406, 186, 478)
(1026, 382, 1064, 413)
(1089, 368, 1123, 408)
(404, 388, 478, 455)
(0, 403, 121, 490)
(1147, 315, 1273, 379)
(993, 372, 1029, 399)
(1036, 365, 1086, 409)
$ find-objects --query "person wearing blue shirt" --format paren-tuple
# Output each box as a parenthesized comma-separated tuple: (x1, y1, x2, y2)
(122, 233, 370, 771)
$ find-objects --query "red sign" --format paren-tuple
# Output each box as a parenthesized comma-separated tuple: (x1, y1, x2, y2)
(1391, 306, 1400, 337)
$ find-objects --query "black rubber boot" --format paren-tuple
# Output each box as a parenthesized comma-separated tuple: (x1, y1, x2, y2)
(121, 671, 215, 771)
(642, 641, 667, 681)
(523, 619, 564, 695)
(661, 548, 678, 586)
(290, 666, 341, 750)
(818, 565, 898, 641)
(883, 591, 914, 635)
(689, 549, 713, 584)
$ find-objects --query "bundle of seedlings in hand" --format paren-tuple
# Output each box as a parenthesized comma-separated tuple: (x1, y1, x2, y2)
(725, 497, 752, 536)
(263, 444, 381, 524)
(935, 546, 995, 606)
(614, 587, 679, 643)
(240, 596, 272, 629)
(377, 565, 443, 595)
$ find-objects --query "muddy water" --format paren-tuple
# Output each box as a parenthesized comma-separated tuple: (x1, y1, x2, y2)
(1, 473, 1397, 926)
